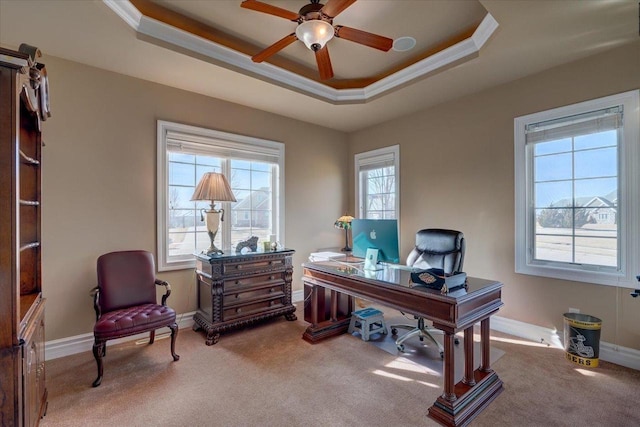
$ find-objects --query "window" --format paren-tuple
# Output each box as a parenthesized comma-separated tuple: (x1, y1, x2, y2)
(157, 121, 284, 271)
(514, 90, 639, 287)
(355, 145, 399, 219)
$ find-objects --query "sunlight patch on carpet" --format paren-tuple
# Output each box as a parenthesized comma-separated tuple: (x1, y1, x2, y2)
(574, 368, 600, 377)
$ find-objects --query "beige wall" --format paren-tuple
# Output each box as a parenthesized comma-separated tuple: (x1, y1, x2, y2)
(40, 56, 349, 340)
(348, 40, 640, 350)
(37, 40, 640, 351)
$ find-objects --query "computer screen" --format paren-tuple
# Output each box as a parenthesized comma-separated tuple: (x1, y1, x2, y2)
(351, 219, 400, 264)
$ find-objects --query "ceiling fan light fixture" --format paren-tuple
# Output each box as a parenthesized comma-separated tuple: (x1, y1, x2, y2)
(296, 19, 335, 51)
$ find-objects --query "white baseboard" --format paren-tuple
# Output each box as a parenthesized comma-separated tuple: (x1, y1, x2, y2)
(46, 293, 307, 361)
(491, 315, 640, 371)
(491, 315, 564, 349)
(292, 289, 304, 303)
(45, 311, 196, 361)
(599, 342, 640, 370)
(45, 307, 640, 371)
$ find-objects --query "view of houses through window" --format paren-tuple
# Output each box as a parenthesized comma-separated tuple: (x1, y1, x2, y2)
(157, 120, 284, 270)
(532, 129, 618, 267)
(168, 153, 275, 258)
(515, 90, 640, 287)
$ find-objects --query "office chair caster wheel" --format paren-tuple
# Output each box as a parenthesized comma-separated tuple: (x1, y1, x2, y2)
(440, 351, 444, 358)
(419, 336, 424, 341)
(391, 328, 398, 336)
(455, 337, 460, 345)
(397, 344, 405, 352)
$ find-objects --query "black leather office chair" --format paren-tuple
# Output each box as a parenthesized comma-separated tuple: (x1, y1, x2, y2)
(391, 229, 465, 357)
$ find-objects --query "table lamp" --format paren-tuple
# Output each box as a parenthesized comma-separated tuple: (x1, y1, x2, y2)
(191, 172, 237, 255)
(334, 215, 354, 252)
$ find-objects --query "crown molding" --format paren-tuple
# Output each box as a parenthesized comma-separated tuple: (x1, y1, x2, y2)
(103, 0, 498, 104)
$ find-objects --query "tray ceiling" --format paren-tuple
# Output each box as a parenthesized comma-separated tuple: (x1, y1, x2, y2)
(1, 1, 636, 132)
(106, 0, 498, 103)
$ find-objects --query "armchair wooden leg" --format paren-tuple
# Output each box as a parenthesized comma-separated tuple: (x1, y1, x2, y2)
(92, 339, 105, 387)
(169, 323, 180, 361)
(149, 330, 155, 344)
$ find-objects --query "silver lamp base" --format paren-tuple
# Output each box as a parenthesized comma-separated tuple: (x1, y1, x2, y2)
(202, 209, 224, 255)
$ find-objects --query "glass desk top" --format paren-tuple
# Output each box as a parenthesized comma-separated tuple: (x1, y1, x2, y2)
(302, 260, 500, 300)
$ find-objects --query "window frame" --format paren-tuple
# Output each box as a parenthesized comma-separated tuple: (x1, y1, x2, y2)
(354, 145, 400, 220)
(157, 120, 285, 271)
(514, 90, 639, 288)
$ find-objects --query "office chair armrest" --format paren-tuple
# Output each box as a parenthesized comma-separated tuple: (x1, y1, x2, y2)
(90, 286, 101, 321)
(155, 279, 172, 305)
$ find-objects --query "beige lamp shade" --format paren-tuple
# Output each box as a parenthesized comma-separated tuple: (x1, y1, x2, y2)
(190, 172, 236, 255)
(190, 172, 237, 204)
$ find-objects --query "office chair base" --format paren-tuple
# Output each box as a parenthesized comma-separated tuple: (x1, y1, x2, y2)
(391, 324, 459, 357)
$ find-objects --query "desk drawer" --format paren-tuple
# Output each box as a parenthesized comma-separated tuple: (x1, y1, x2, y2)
(224, 272, 282, 291)
(223, 297, 285, 321)
(222, 257, 286, 275)
(224, 283, 285, 305)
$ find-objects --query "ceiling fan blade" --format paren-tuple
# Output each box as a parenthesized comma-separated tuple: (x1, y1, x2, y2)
(241, 0, 300, 21)
(320, 0, 357, 19)
(315, 45, 334, 80)
(335, 25, 393, 51)
(252, 33, 298, 63)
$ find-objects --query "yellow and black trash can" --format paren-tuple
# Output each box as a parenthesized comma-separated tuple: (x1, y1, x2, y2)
(563, 313, 602, 367)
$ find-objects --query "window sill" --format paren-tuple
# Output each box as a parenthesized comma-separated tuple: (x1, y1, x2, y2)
(515, 263, 633, 289)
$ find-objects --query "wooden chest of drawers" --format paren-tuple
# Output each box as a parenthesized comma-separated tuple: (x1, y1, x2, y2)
(193, 249, 297, 345)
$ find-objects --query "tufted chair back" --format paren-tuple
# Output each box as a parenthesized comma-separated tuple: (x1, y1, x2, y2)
(406, 229, 465, 274)
(97, 250, 157, 313)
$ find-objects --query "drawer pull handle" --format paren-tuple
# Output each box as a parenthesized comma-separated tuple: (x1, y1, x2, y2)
(237, 265, 243, 270)
(270, 275, 275, 280)
(235, 280, 241, 285)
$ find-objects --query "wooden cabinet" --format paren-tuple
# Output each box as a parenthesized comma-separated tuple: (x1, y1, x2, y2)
(193, 250, 297, 345)
(0, 46, 50, 427)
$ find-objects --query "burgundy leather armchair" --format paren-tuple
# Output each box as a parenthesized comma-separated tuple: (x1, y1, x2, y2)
(391, 229, 465, 356)
(91, 250, 179, 387)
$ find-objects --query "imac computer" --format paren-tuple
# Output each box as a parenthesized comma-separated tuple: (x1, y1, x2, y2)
(351, 219, 400, 264)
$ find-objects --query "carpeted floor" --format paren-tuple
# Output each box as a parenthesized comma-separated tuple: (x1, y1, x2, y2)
(351, 306, 504, 383)
(41, 303, 640, 426)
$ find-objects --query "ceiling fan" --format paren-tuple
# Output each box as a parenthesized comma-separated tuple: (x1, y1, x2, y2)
(241, 0, 393, 80)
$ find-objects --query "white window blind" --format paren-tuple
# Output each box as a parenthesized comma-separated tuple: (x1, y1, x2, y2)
(525, 107, 623, 144)
(165, 130, 281, 164)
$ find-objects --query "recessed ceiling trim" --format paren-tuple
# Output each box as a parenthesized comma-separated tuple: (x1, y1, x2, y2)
(472, 13, 499, 49)
(105, 0, 142, 29)
(365, 38, 478, 100)
(139, 16, 356, 103)
(103, 0, 498, 104)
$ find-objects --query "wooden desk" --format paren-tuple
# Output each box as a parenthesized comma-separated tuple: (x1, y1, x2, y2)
(193, 250, 297, 345)
(302, 262, 503, 427)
